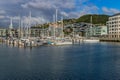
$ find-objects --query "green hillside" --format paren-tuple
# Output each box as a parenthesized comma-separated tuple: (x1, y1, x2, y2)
(76, 14, 109, 25)
(31, 14, 109, 28)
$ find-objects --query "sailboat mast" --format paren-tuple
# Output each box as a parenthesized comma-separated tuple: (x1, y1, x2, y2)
(9, 17, 13, 29)
(56, 9, 57, 27)
(18, 16, 21, 38)
(28, 11, 31, 38)
(53, 14, 55, 38)
(20, 19, 23, 38)
(90, 15, 92, 37)
(90, 16, 92, 25)
(61, 16, 64, 38)
(55, 9, 58, 37)
(9, 17, 13, 38)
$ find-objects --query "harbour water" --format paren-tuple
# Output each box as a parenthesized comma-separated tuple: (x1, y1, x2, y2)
(0, 42, 120, 80)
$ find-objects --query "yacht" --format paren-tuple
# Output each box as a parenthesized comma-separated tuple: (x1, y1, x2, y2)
(54, 38, 72, 45)
(83, 38, 99, 43)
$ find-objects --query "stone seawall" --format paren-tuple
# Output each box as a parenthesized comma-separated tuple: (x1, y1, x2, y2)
(100, 38, 120, 42)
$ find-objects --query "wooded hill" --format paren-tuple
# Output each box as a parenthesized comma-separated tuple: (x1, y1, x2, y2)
(63, 14, 109, 25)
(31, 14, 109, 28)
(76, 14, 109, 25)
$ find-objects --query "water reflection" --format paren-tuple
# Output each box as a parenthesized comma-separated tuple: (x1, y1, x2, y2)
(0, 42, 120, 79)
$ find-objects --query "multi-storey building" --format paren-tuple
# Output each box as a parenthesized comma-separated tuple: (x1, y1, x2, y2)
(85, 25, 103, 38)
(0, 28, 6, 37)
(107, 13, 120, 38)
(64, 22, 92, 37)
(64, 22, 108, 38)
(49, 22, 63, 37)
(100, 26, 108, 36)
(91, 26, 108, 37)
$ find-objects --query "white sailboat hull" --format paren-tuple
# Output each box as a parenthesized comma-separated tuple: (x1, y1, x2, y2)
(83, 39, 99, 43)
(55, 41, 72, 45)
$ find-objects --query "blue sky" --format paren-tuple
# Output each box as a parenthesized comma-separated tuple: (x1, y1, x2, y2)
(93, 0, 120, 9)
(74, 0, 120, 14)
(0, 0, 120, 27)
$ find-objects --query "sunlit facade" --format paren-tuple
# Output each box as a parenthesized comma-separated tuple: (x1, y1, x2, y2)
(107, 13, 120, 38)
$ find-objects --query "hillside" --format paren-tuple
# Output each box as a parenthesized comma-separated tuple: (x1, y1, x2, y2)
(31, 14, 109, 28)
(76, 14, 109, 25)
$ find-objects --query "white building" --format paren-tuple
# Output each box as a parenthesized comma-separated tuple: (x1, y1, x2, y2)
(85, 25, 108, 37)
(107, 13, 120, 38)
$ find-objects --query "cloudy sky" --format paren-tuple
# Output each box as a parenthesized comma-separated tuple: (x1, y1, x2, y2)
(0, 0, 120, 27)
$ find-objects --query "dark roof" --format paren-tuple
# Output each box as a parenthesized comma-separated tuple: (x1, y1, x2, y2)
(111, 13, 120, 17)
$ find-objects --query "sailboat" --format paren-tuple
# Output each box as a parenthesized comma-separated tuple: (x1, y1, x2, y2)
(53, 10, 72, 45)
(83, 38, 99, 42)
(47, 9, 72, 45)
(54, 38, 72, 45)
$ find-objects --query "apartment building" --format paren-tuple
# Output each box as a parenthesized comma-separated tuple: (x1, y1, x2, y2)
(107, 13, 120, 38)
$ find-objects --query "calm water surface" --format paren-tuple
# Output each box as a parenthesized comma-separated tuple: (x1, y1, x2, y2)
(0, 42, 120, 80)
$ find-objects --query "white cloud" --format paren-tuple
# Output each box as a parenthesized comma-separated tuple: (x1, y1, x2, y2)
(0, 0, 98, 19)
(21, 0, 75, 10)
(60, 11, 69, 17)
(0, 15, 5, 19)
(0, 0, 25, 4)
(60, 5, 99, 18)
(21, 16, 48, 25)
(0, 10, 6, 14)
(13, 16, 20, 20)
(30, 17, 48, 24)
(0, 0, 106, 27)
(81, 5, 99, 14)
(102, 7, 120, 14)
(20, 0, 78, 23)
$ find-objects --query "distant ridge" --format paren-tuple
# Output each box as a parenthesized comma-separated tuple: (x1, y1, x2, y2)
(111, 13, 120, 17)
(32, 14, 110, 28)
(76, 14, 109, 25)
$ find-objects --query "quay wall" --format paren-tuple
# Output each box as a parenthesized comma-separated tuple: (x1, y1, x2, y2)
(100, 38, 120, 42)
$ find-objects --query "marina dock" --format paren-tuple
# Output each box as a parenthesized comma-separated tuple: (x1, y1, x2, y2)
(0, 37, 88, 47)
